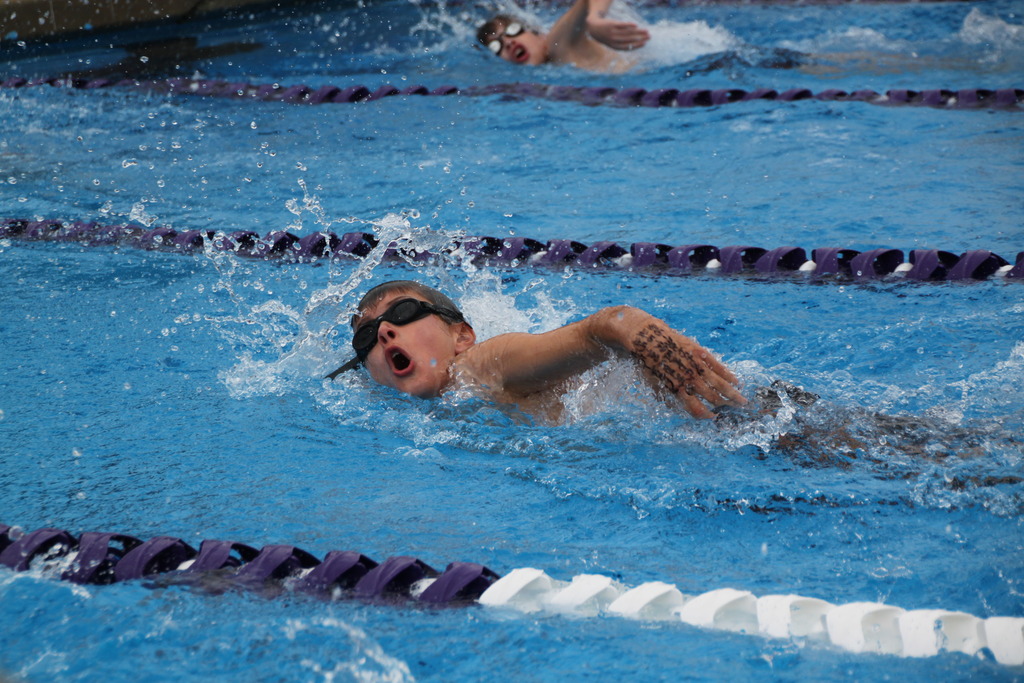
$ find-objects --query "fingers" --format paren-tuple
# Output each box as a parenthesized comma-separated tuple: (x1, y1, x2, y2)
(679, 390, 715, 420)
(675, 351, 747, 419)
(619, 26, 650, 45)
(693, 349, 739, 387)
(675, 372, 744, 418)
(695, 352, 746, 405)
(610, 29, 650, 51)
(695, 372, 746, 408)
(593, 20, 650, 51)
(673, 344, 744, 403)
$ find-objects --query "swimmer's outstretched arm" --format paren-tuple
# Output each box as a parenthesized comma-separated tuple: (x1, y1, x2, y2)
(459, 306, 746, 419)
(586, 0, 650, 51)
(547, 0, 593, 55)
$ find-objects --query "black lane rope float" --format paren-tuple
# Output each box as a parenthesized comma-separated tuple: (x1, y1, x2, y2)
(3, 217, 1022, 282)
(2, 76, 1022, 111)
(2, 522, 1023, 665)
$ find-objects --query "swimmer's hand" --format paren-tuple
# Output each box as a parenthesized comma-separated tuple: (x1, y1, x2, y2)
(630, 322, 746, 419)
(586, 16, 650, 51)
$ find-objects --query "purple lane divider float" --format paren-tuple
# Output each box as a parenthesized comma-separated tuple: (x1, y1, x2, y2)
(114, 536, 198, 581)
(0, 524, 499, 605)
(3, 217, 1021, 283)
(2, 76, 1022, 111)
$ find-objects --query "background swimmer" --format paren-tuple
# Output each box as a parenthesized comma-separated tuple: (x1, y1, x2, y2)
(476, 0, 650, 73)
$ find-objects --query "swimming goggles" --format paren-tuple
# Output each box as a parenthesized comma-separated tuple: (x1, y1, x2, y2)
(325, 298, 464, 380)
(487, 22, 524, 56)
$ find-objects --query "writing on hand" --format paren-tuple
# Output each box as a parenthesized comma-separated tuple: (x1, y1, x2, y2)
(632, 323, 745, 418)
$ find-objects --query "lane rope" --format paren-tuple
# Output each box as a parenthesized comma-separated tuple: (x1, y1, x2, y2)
(3, 217, 1022, 282)
(2, 76, 1022, 111)
(1, 523, 1021, 665)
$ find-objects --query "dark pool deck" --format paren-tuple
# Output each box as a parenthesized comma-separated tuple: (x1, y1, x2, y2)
(1, 0, 304, 41)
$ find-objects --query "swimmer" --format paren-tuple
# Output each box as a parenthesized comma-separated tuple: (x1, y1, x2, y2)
(476, 0, 650, 74)
(325, 281, 1020, 469)
(325, 280, 746, 420)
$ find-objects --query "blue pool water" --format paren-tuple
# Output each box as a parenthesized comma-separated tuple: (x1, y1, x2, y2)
(1, 0, 1023, 680)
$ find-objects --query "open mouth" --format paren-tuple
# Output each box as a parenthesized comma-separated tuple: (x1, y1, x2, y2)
(512, 45, 527, 63)
(389, 348, 412, 373)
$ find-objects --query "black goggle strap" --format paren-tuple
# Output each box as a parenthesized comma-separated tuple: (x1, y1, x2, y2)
(325, 355, 362, 380)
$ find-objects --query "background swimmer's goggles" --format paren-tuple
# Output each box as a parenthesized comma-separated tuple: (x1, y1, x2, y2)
(487, 22, 523, 55)
(325, 298, 465, 380)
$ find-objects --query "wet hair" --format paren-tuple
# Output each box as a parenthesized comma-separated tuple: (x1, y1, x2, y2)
(354, 280, 468, 327)
(476, 14, 519, 49)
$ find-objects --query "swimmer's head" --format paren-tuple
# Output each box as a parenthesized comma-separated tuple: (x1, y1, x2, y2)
(325, 281, 475, 399)
(477, 15, 548, 66)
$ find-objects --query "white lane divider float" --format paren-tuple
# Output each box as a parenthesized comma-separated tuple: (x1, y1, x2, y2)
(478, 568, 1024, 666)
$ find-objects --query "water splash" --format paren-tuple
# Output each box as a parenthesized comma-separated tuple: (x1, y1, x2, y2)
(958, 8, 1024, 52)
(288, 618, 414, 683)
(639, 19, 739, 67)
(779, 26, 910, 56)
(283, 178, 341, 235)
(128, 201, 159, 227)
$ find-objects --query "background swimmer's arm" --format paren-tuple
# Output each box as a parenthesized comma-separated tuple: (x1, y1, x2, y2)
(547, 0, 594, 54)
(463, 306, 745, 418)
(586, 0, 650, 51)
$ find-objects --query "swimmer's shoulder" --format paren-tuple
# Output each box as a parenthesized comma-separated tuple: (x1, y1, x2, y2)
(453, 333, 527, 383)
(450, 336, 569, 421)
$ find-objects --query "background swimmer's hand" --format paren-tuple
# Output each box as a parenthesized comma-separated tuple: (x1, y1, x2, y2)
(630, 323, 746, 419)
(586, 17, 650, 51)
